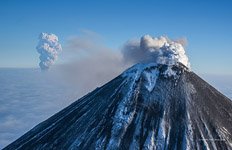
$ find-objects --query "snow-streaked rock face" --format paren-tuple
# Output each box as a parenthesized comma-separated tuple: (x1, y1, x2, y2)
(4, 64, 232, 150)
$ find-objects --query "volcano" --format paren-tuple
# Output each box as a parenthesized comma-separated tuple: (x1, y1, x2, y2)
(4, 63, 232, 150)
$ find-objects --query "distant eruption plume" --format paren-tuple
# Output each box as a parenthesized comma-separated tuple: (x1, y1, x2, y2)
(36, 33, 62, 70)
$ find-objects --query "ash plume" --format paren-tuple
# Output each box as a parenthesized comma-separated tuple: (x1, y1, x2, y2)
(36, 33, 62, 70)
(56, 32, 190, 98)
(122, 35, 190, 68)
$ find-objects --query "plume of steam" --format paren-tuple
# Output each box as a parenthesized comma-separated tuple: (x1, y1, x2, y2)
(36, 33, 62, 70)
(122, 35, 190, 68)
(55, 32, 190, 98)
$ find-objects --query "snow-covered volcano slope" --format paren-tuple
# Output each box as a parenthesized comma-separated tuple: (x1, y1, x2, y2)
(4, 63, 232, 150)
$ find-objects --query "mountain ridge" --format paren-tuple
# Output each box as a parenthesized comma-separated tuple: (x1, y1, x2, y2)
(4, 63, 232, 150)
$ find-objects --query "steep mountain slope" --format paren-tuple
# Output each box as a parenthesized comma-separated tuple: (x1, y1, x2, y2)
(4, 63, 232, 150)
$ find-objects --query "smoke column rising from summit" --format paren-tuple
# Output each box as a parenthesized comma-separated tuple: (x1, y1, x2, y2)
(36, 33, 62, 70)
(56, 33, 190, 98)
(122, 35, 190, 68)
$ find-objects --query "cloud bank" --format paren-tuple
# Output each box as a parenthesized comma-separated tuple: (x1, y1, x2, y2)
(0, 69, 78, 148)
(36, 33, 62, 70)
(1, 69, 231, 148)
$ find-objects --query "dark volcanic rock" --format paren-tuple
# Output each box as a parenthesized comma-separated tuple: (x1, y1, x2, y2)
(4, 63, 232, 150)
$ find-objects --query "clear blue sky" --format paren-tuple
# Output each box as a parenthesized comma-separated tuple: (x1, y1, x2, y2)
(0, 0, 232, 75)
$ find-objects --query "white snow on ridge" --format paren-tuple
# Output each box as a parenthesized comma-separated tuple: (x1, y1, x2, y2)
(143, 131, 155, 150)
(163, 66, 177, 77)
(121, 63, 156, 79)
(122, 61, 183, 90)
(144, 69, 159, 92)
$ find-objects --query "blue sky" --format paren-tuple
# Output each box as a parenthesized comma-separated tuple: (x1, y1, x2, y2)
(0, 0, 232, 75)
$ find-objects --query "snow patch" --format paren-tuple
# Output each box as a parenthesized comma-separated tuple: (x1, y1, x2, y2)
(163, 66, 177, 77)
(95, 136, 106, 150)
(129, 110, 144, 150)
(144, 69, 159, 92)
(218, 127, 232, 148)
(107, 76, 140, 149)
(156, 116, 166, 149)
(143, 130, 155, 150)
(186, 112, 194, 150)
(188, 83, 197, 94)
(122, 63, 158, 78)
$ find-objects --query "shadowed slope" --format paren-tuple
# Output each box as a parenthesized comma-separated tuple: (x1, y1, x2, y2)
(4, 64, 232, 150)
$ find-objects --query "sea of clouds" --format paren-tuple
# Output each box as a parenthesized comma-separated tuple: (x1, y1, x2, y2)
(0, 69, 231, 148)
(1, 31, 231, 148)
(0, 69, 78, 148)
